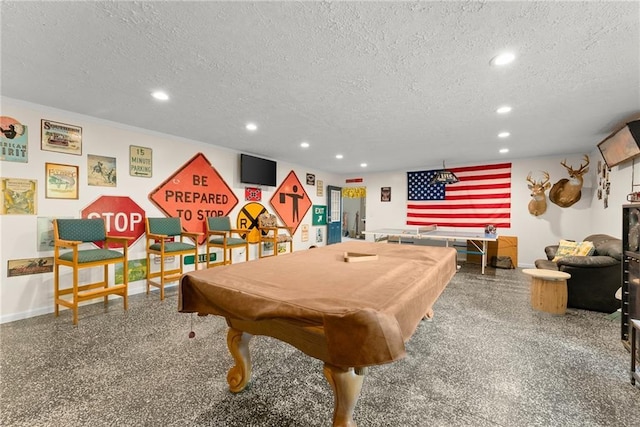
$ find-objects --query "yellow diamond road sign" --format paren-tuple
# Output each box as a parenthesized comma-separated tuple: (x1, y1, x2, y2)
(236, 202, 267, 243)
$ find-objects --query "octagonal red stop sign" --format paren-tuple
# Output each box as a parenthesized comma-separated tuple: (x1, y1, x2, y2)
(81, 196, 146, 248)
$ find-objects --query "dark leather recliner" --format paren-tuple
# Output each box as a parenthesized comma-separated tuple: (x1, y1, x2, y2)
(534, 234, 621, 313)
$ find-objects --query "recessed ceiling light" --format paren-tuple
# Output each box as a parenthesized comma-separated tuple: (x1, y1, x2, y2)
(498, 132, 511, 138)
(496, 106, 512, 114)
(490, 52, 515, 66)
(300, 141, 310, 148)
(360, 163, 367, 168)
(246, 123, 257, 132)
(151, 91, 169, 101)
(336, 154, 343, 159)
(499, 148, 509, 154)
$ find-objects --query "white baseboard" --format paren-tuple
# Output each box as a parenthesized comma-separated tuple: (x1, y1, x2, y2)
(0, 281, 170, 325)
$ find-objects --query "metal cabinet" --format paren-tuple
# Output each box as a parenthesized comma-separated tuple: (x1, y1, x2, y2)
(622, 204, 640, 346)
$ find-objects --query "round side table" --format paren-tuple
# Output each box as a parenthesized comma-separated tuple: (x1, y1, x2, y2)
(523, 269, 571, 315)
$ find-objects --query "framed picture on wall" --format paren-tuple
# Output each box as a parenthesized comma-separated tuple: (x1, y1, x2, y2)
(88, 154, 117, 187)
(37, 216, 71, 251)
(7, 257, 54, 277)
(45, 162, 79, 199)
(306, 173, 316, 185)
(41, 119, 82, 155)
(0, 116, 28, 163)
(1, 177, 37, 215)
(381, 187, 391, 202)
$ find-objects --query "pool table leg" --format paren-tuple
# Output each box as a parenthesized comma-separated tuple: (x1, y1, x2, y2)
(323, 363, 365, 427)
(226, 327, 253, 393)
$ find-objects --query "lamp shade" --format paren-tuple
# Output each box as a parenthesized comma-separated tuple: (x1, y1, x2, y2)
(429, 163, 459, 185)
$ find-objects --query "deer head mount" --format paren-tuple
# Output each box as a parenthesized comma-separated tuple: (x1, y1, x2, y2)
(549, 154, 590, 208)
(526, 171, 551, 216)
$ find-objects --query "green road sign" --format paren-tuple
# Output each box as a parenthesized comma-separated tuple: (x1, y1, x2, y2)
(312, 205, 326, 225)
(184, 253, 216, 265)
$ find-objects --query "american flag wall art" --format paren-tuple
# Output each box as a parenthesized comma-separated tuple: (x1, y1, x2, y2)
(406, 162, 512, 228)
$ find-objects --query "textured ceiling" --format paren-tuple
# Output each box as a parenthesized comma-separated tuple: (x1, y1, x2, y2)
(1, 1, 639, 174)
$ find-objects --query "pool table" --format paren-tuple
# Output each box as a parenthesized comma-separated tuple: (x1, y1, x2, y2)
(179, 241, 457, 426)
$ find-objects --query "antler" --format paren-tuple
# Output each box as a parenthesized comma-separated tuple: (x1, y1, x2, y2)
(526, 172, 536, 185)
(560, 155, 590, 174)
(541, 171, 550, 185)
(576, 154, 590, 173)
(527, 171, 550, 186)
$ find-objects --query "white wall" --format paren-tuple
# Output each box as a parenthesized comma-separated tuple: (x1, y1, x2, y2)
(345, 151, 625, 268)
(0, 98, 340, 323)
(0, 97, 631, 323)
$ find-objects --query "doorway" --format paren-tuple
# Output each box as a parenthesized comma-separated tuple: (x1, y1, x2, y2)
(342, 187, 366, 240)
(326, 185, 342, 245)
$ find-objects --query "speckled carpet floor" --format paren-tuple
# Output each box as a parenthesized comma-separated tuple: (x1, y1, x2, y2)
(1, 263, 638, 427)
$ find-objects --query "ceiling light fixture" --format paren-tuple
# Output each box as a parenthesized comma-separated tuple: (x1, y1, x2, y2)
(429, 161, 459, 185)
(360, 163, 367, 168)
(151, 91, 169, 101)
(496, 106, 512, 114)
(490, 52, 515, 66)
(498, 131, 511, 138)
(300, 141, 310, 148)
(499, 148, 509, 154)
(336, 154, 343, 159)
(245, 123, 257, 132)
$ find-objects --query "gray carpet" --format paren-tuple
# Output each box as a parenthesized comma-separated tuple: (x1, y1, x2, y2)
(1, 263, 638, 427)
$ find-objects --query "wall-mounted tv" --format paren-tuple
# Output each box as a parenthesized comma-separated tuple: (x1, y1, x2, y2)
(598, 120, 640, 168)
(240, 153, 277, 187)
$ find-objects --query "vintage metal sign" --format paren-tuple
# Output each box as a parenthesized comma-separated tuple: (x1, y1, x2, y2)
(236, 202, 268, 243)
(149, 152, 238, 244)
(0, 116, 28, 163)
(130, 145, 152, 177)
(81, 195, 146, 248)
(312, 205, 327, 225)
(270, 170, 311, 235)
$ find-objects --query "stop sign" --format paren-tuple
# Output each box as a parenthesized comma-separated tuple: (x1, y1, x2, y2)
(81, 196, 146, 248)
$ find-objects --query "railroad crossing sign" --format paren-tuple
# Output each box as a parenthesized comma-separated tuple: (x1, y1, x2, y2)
(236, 202, 267, 243)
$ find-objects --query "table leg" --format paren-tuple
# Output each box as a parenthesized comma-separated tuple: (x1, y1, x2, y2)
(323, 363, 365, 427)
(481, 241, 487, 275)
(530, 277, 568, 314)
(226, 327, 253, 393)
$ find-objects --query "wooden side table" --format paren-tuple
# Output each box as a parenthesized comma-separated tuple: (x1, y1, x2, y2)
(523, 269, 571, 315)
(631, 319, 640, 386)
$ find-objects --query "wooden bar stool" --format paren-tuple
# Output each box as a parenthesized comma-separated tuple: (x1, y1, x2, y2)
(523, 269, 571, 315)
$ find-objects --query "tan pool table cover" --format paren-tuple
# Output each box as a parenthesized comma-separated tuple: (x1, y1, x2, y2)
(179, 241, 457, 367)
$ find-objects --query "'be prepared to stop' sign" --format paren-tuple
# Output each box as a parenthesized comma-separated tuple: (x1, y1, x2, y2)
(149, 152, 238, 244)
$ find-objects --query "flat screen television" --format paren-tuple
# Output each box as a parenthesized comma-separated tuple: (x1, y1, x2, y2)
(598, 120, 640, 167)
(240, 153, 277, 187)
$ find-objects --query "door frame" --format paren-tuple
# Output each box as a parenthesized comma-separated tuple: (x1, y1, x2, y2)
(326, 185, 342, 245)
